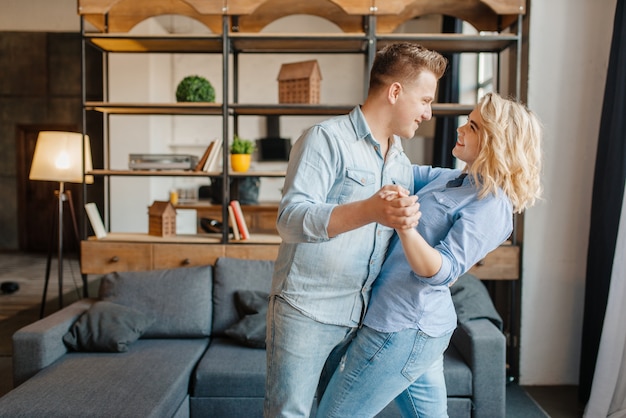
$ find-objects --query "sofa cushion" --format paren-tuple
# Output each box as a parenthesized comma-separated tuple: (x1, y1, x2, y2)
(0, 339, 209, 418)
(212, 257, 274, 335)
(62, 300, 155, 352)
(443, 344, 473, 397)
(224, 290, 269, 348)
(99, 265, 213, 338)
(192, 337, 267, 398)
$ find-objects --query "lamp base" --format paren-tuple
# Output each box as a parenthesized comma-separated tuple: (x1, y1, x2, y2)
(40, 188, 87, 318)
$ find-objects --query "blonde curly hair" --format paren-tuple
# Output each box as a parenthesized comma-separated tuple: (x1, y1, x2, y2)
(467, 92, 543, 213)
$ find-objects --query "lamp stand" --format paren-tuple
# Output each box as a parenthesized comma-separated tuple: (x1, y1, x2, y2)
(40, 182, 88, 318)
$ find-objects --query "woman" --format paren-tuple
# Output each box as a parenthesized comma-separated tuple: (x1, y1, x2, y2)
(316, 92, 543, 417)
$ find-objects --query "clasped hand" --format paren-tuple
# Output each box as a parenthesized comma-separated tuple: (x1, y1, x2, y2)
(372, 184, 421, 230)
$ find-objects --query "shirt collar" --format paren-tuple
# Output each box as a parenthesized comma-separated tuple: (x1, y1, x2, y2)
(349, 106, 404, 152)
(349, 105, 373, 143)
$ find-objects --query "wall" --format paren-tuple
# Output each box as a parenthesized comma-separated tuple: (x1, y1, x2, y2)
(0, 0, 618, 386)
(523, 0, 616, 385)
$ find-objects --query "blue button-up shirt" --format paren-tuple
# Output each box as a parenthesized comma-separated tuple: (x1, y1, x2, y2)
(272, 106, 413, 326)
(364, 165, 513, 336)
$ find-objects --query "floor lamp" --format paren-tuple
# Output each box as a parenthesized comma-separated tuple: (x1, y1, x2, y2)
(29, 131, 93, 318)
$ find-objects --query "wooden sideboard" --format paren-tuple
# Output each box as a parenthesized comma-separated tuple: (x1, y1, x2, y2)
(81, 233, 280, 274)
(81, 230, 518, 279)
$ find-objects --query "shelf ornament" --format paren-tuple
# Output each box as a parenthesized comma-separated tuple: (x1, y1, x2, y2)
(175, 75, 215, 103)
(230, 135, 256, 172)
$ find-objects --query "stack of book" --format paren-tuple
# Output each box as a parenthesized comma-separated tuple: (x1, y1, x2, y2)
(228, 200, 250, 240)
(194, 138, 223, 172)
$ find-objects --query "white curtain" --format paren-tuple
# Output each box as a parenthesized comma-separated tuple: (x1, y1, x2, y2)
(584, 182, 626, 418)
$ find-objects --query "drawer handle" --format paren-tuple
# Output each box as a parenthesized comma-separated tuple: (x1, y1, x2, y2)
(181, 258, 191, 266)
(110, 256, 120, 263)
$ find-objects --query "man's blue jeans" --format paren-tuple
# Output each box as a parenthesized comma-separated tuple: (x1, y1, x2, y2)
(264, 295, 356, 417)
(316, 325, 453, 418)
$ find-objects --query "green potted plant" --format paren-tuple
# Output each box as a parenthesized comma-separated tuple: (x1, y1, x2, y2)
(230, 135, 256, 172)
(175, 75, 215, 102)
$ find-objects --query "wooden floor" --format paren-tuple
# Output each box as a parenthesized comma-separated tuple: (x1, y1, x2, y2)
(0, 251, 88, 321)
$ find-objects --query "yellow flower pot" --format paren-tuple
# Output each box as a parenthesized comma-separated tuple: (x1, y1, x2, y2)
(231, 154, 251, 172)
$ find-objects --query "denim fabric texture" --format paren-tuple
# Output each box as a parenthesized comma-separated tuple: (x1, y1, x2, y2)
(265, 296, 357, 417)
(316, 325, 452, 417)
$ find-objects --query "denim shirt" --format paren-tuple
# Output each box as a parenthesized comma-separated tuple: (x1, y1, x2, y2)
(364, 165, 513, 336)
(272, 106, 413, 326)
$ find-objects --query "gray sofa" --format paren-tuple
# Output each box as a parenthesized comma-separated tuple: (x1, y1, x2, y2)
(0, 257, 505, 417)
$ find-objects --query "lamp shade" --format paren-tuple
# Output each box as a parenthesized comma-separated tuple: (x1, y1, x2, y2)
(29, 131, 94, 184)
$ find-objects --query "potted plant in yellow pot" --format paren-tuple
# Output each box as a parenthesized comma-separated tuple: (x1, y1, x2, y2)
(230, 135, 256, 172)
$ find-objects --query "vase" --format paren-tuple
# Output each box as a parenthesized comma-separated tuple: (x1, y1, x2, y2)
(231, 154, 251, 172)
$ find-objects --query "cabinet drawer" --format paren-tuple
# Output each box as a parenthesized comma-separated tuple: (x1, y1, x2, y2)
(81, 241, 152, 274)
(152, 244, 225, 269)
(225, 244, 279, 261)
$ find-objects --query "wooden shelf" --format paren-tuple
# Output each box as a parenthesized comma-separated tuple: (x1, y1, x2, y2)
(232, 103, 474, 117)
(85, 102, 473, 117)
(229, 32, 368, 53)
(230, 170, 286, 177)
(85, 34, 224, 53)
(231, 104, 353, 116)
(376, 33, 520, 54)
(85, 102, 224, 115)
(88, 169, 286, 177)
(88, 169, 222, 177)
(88, 232, 281, 245)
(85, 32, 518, 55)
(91, 232, 222, 244)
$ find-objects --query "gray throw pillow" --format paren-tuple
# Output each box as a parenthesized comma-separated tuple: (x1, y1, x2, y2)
(99, 265, 213, 338)
(225, 290, 269, 348)
(63, 301, 155, 352)
(212, 257, 274, 335)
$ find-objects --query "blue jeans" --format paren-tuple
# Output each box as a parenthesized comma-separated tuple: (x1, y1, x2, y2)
(316, 325, 453, 418)
(265, 295, 357, 417)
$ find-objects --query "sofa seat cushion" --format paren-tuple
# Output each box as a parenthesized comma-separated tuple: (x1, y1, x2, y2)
(192, 337, 266, 398)
(0, 338, 209, 418)
(99, 265, 213, 338)
(443, 344, 473, 397)
(192, 341, 471, 400)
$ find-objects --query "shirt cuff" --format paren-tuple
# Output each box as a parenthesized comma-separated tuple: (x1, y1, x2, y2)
(413, 255, 454, 286)
(303, 203, 336, 241)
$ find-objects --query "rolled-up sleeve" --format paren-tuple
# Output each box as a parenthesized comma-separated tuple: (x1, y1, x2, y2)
(414, 193, 513, 286)
(276, 126, 338, 243)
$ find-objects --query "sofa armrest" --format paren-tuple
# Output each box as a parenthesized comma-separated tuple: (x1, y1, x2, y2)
(450, 318, 506, 418)
(12, 298, 96, 387)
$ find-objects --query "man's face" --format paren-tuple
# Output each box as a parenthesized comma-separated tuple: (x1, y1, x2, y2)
(391, 71, 438, 139)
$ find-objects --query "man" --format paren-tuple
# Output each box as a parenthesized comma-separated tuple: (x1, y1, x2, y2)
(265, 42, 448, 417)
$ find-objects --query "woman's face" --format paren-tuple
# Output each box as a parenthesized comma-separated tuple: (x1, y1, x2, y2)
(453, 107, 483, 166)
